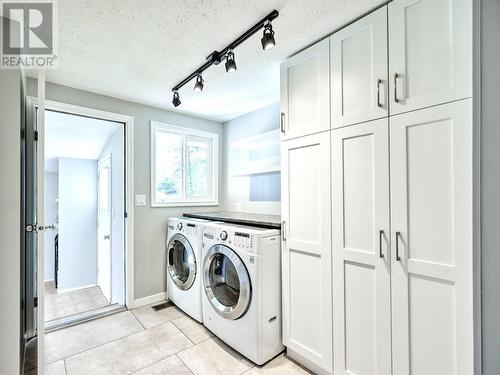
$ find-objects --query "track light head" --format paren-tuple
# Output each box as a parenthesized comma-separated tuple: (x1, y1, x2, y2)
(194, 74, 204, 93)
(225, 51, 237, 73)
(172, 91, 181, 107)
(261, 22, 276, 50)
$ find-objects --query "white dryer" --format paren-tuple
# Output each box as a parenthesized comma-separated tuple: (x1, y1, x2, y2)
(166, 217, 208, 323)
(201, 222, 284, 365)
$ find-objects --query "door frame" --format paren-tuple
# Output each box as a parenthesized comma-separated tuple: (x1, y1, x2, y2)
(97, 154, 113, 302)
(29, 96, 135, 309)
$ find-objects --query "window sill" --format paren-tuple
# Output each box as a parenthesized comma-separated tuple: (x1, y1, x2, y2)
(150, 201, 219, 208)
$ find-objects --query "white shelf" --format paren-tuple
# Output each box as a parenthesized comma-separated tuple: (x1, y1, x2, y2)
(230, 129, 280, 150)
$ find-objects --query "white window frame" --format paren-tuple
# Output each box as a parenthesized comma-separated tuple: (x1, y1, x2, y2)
(150, 121, 219, 207)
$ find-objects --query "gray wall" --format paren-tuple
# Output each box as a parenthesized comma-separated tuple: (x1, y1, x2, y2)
(27, 79, 224, 300)
(58, 157, 98, 290)
(99, 128, 125, 304)
(223, 102, 281, 215)
(481, 0, 500, 372)
(0, 70, 21, 374)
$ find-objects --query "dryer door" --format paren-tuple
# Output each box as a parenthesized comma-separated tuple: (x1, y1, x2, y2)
(203, 244, 251, 320)
(167, 234, 197, 291)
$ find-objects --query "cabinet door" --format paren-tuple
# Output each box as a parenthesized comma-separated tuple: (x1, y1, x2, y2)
(389, 0, 472, 115)
(280, 39, 330, 140)
(390, 99, 473, 375)
(331, 6, 388, 128)
(281, 132, 332, 374)
(332, 119, 392, 375)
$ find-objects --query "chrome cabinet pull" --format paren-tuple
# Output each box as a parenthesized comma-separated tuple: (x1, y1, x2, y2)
(280, 112, 286, 134)
(281, 221, 286, 241)
(377, 79, 383, 108)
(393, 73, 400, 103)
(395, 231, 401, 261)
(379, 230, 384, 258)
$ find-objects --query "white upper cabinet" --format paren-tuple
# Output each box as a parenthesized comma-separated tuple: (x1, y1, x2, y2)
(281, 132, 332, 375)
(389, 0, 472, 114)
(332, 118, 392, 375)
(280, 39, 330, 140)
(390, 99, 473, 375)
(331, 6, 388, 128)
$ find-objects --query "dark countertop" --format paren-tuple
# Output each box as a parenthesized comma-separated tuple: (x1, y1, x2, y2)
(183, 211, 281, 229)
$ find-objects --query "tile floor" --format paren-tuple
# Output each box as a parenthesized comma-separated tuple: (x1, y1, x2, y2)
(45, 282, 109, 322)
(42, 303, 311, 375)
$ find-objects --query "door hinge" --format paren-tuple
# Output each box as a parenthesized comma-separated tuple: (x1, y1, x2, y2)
(34, 130, 39, 142)
(34, 297, 38, 308)
(124, 211, 128, 218)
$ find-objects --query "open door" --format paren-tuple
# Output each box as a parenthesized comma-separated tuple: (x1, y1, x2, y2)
(97, 156, 112, 302)
(22, 76, 45, 374)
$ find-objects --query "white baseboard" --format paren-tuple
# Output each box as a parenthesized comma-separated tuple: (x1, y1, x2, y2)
(132, 292, 167, 309)
(57, 283, 98, 293)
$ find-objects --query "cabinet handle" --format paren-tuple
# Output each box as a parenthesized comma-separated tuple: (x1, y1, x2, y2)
(393, 73, 400, 103)
(281, 221, 286, 241)
(395, 231, 401, 261)
(379, 230, 384, 258)
(377, 79, 383, 108)
(280, 112, 286, 134)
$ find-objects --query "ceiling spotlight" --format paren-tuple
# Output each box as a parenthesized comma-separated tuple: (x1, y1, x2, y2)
(261, 21, 276, 50)
(225, 51, 237, 73)
(172, 91, 181, 107)
(194, 74, 204, 93)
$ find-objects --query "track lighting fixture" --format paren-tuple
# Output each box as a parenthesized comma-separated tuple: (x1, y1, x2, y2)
(170, 10, 279, 106)
(194, 74, 204, 93)
(225, 51, 237, 73)
(261, 22, 276, 50)
(172, 91, 181, 107)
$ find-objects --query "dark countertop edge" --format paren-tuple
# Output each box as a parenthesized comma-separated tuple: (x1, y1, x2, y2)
(183, 212, 281, 229)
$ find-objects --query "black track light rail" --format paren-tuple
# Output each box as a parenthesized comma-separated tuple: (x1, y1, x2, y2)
(171, 9, 279, 93)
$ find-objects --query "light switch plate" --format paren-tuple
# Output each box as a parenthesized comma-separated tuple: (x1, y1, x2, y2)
(135, 194, 146, 206)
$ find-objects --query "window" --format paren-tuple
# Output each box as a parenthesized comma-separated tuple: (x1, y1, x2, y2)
(151, 122, 218, 207)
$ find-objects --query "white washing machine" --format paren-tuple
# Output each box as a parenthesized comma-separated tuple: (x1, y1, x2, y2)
(201, 222, 284, 365)
(166, 217, 209, 323)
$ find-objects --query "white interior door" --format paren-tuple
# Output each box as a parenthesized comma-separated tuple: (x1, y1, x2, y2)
(280, 38, 330, 140)
(390, 99, 473, 375)
(281, 131, 332, 374)
(97, 156, 112, 302)
(331, 118, 392, 375)
(389, 0, 472, 114)
(331, 6, 388, 128)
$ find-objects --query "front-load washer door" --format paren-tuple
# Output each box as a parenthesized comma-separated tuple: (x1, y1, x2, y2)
(167, 233, 196, 291)
(203, 244, 251, 320)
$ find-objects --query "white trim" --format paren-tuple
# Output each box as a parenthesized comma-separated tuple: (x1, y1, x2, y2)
(150, 121, 219, 207)
(28, 97, 135, 309)
(132, 292, 167, 309)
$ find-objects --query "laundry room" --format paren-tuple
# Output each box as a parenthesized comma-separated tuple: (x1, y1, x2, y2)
(0, 0, 495, 374)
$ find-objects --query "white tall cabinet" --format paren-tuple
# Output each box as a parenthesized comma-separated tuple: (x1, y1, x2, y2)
(281, 132, 332, 375)
(390, 100, 473, 375)
(281, 0, 474, 374)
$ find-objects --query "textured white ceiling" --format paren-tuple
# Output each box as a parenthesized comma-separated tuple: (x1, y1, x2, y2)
(45, 110, 122, 172)
(44, 0, 384, 122)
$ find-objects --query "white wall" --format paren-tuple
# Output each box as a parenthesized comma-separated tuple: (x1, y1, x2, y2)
(44, 172, 59, 281)
(58, 157, 98, 290)
(99, 128, 125, 304)
(223, 102, 281, 215)
(0, 64, 21, 375)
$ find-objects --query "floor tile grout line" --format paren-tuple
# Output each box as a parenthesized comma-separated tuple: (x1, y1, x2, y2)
(128, 353, 191, 375)
(63, 358, 68, 375)
(129, 308, 147, 330)
(170, 318, 196, 346)
(176, 351, 196, 375)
